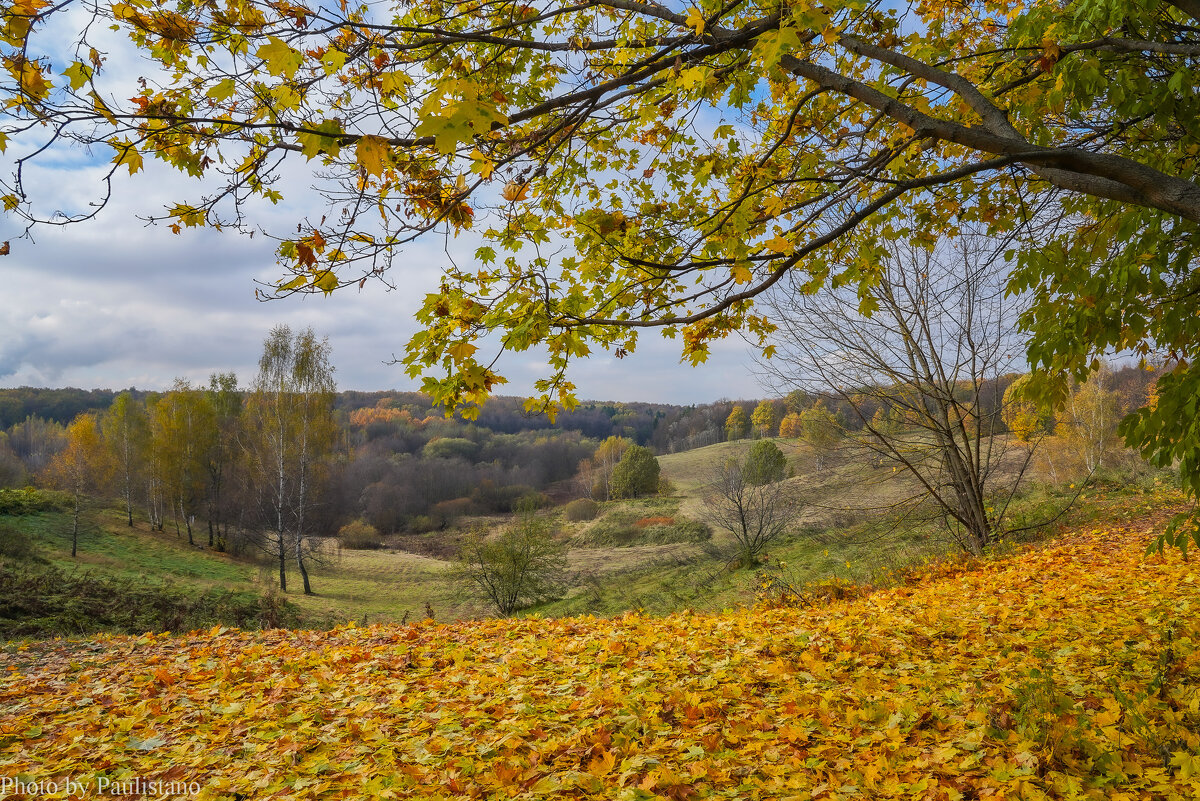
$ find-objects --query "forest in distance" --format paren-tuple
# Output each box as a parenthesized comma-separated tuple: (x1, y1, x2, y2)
(0, 345, 1161, 568)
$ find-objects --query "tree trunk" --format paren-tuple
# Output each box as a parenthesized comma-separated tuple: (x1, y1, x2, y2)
(71, 492, 80, 558)
(278, 529, 287, 592)
(182, 499, 194, 545)
(297, 537, 313, 595)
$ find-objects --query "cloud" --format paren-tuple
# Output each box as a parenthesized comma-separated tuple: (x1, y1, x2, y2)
(1, 132, 764, 406)
(0, 204, 765, 402)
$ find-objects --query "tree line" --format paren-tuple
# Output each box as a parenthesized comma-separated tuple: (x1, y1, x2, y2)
(37, 326, 336, 593)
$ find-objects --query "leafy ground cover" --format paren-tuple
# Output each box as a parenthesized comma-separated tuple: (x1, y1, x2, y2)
(3, 514, 1198, 799)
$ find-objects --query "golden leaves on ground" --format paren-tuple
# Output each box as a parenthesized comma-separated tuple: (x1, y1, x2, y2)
(3, 521, 1199, 799)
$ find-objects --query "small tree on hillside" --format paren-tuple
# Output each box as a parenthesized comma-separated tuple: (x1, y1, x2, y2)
(704, 455, 798, 567)
(798, 404, 841, 470)
(763, 232, 1031, 555)
(725, 406, 751, 441)
(778, 412, 803, 439)
(744, 441, 787, 486)
(583, 435, 632, 501)
(43, 413, 113, 558)
(610, 445, 661, 499)
(751, 400, 778, 438)
(456, 509, 567, 616)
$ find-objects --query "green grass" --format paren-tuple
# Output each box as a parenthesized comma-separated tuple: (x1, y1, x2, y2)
(0, 446, 1181, 637)
(283, 546, 457, 624)
(1, 504, 465, 627)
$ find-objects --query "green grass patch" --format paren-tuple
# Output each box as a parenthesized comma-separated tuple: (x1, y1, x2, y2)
(0, 561, 309, 638)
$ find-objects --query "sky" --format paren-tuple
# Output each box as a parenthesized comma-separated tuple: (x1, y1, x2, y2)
(0, 159, 767, 406)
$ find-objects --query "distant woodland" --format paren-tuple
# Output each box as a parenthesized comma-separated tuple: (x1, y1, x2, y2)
(0, 361, 1160, 575)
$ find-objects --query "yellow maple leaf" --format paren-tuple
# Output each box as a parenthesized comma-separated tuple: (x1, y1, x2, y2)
(447, 341, 477, 364)
(501, 181, 530, 202)
(765, 234, 794, 254)
(685, 7, 705, 36)
(355, 135, 390, 177)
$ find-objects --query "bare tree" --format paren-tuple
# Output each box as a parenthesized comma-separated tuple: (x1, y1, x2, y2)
(703, 455, 799, 567)
(762, 233, 1031, 554)
(456, 508, 567, 617)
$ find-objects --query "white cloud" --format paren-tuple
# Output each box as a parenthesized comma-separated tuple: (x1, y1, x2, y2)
(0, 191, 764, 403)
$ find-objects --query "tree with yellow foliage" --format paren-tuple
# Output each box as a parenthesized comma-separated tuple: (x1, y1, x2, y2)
(43, 413, 112, 557)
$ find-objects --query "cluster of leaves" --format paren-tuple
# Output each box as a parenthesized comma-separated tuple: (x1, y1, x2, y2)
(0, 562, 309, 638)
(5, 517, 1197, 797)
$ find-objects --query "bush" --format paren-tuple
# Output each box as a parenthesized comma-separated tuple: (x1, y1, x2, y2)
(0, 488, 71, 516)
(744, 440, 787, 485)
(472, 481, 540, 513)
(0, 563, 311, 637)
(610, 445, 661, 499)
(455, 514, 567, 616)
(431, 497, 479, 526)
(517, 491, 550, 511)
(579, 512, 710, 547)
(407, 514, 439, 533)
(337, 519, 382, 550)
(564, 498, 599, 522)
(0, 520, 41, 561)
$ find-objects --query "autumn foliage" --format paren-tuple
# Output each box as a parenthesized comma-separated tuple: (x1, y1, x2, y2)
(3, 520, 1199, 798)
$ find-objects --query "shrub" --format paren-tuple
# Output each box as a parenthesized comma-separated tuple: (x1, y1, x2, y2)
(337, 519, 382, 550)
(0, 520, 41, 561)
(579, 512, 710, 547)
(0, 488, 71, 516)
(744, 440, 787, 485)
(455, 514, 567, 616)
(517, 491, 550, 511)
(564, 498, 599, 522)
(610, 445, 660, 499)
(472, 482, 539, 513)
(431, 497, 479, 526)
(0, 563, 311, 637)
(407, 514, 439, 533)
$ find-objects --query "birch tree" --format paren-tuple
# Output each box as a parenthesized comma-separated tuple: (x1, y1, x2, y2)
(100, 391, 149, 528)
(246, 326, 335, 594)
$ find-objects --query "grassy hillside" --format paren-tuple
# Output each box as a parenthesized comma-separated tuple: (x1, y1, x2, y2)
(3, 436, 1162, 633)
(3, 514, 1198, 799)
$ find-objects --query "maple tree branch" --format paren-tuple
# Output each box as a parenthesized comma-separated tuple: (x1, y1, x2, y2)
(1063, 36, 1200, 57)
(561, 153, 1038, 328)
(778, 53, 1200, 223)
(1166, 0, 1200, 22)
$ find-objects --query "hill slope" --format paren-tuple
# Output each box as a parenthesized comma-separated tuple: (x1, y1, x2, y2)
(3, 516, 1198, 799)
